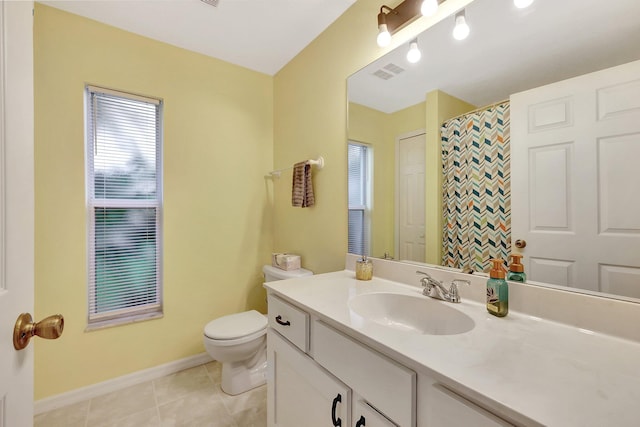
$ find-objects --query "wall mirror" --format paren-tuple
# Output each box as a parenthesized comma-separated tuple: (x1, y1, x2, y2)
(347, 0, 640, 302)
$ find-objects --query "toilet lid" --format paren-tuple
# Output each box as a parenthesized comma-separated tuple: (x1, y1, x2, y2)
(204, 310, 267, 340)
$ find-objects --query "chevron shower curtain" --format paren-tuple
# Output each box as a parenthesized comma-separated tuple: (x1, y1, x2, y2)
(441, 102, 510, 273)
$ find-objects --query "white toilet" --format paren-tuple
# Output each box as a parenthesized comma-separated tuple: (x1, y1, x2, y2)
(203, 265, 313, 395)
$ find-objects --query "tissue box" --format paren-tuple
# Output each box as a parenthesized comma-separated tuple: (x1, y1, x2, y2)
(272, 253, 301, 271)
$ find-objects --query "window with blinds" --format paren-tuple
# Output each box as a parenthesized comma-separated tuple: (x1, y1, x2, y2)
(348, 142, 371, 256)
(85, 86, 163, 327)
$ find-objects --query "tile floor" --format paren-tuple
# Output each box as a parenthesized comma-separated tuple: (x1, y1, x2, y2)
(34, 362, 267, 427)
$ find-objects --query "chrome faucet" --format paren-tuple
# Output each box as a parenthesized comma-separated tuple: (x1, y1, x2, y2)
(416, 271, 470, 303)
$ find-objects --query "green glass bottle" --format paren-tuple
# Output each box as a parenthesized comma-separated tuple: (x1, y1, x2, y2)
(486, 259, 508, 317)
(507, 254, 527, 283)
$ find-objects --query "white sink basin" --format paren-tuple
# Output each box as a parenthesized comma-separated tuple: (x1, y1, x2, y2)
(348, 292, 475, 335)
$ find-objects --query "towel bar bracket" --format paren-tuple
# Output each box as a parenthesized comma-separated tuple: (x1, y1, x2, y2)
(268, 156, 324, 178)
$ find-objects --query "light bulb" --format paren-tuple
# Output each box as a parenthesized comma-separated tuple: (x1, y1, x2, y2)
(514, 0, 534, 8)
(420, 0, 438, 17)
(452, 11, 470, 40)
(377, 24, 391, 47)
(406, 40, 421, 63)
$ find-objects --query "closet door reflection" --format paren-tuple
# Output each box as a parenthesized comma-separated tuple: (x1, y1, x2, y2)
(396, 132, 425, 262)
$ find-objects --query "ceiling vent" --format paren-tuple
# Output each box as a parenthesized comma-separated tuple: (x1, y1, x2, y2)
(373, 69, 394, 80)
(384, 63, 405, 74)
(201, 0, 219, 7)
(373, 63, 405, 80)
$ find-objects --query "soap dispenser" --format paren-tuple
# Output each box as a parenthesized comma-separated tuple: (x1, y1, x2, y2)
(487, 259, 508, 317)
(355, 255, 373, 281)
(507, 254, 526, 283)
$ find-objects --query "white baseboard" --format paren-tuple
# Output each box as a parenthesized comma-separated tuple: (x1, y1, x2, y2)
(34, 352, 213, 415)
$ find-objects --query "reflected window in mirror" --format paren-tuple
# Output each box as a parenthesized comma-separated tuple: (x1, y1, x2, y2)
(348, 142, 372, 256)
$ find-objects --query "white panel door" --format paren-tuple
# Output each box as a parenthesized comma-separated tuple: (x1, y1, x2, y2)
(511, 60, 640, 297)
(396, 132, 425, 262)
(0, 1, 35, 426)
(267, 330, 351, 427)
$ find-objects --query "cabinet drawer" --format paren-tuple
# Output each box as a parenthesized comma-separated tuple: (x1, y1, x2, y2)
(426, 384, 514, 427)
(313, 320, 415, 427)
(268, 294, 309, 352)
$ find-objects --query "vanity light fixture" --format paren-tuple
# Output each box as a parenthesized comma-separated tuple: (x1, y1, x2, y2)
(377, 11, 392, 47)
(406, 38, 422, 63)
(377, 0, 441, 47)
(452, 9, 470, 40)
(420, 0, 439, 16)
(513, 0, 534, 8)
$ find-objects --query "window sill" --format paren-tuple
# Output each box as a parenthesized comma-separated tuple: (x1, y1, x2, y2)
(85, 311, 163, 332)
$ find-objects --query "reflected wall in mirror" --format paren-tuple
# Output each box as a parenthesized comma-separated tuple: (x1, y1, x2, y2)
(347, 0, 640, 301)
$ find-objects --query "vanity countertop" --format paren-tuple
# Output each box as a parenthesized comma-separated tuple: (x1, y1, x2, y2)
(264, 270, 640, 427)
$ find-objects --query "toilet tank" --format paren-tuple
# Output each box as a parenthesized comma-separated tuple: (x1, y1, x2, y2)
(263, 265, 313, 282)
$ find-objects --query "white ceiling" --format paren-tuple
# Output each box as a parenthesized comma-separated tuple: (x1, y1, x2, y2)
(40, 0, 356, 76)
(349, 0, 640, 113)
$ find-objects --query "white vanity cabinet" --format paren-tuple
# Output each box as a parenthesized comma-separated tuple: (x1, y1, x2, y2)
(267, 292, 517, 427)
(267, 294, 414, 426)
(423, 383, 514, 427)
(267, 329, 351, 427)
(312, 320, 415, 427)
(353, 397, 398, 427)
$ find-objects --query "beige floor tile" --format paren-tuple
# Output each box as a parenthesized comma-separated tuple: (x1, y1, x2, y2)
(34, 363, 266, 427)
(218, 385, 266, 416)
(158, 388, 235, 427)
(204, 361, 222, 384)
(231, 406, 266, 427)
(109, 407, 161, 427)
(154, 365, 216, 405)
(34, 400, 89, 427)
(87, 382, 157, 427)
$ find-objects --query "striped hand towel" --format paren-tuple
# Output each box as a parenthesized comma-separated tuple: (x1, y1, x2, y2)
(291, 161, 315, 207)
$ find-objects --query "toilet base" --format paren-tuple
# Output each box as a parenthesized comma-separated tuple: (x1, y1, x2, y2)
(220, 347, 267, 395)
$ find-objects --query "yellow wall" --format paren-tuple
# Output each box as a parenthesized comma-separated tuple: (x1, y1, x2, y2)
(348, 101, 425, 258)
(386, 103, 427, 258)
(34, 4, 274, 399)
(273, 0, 473, 273)
(349, 94, 473, 264)
(347, 102, 389, 257)
(425, 90, 476, 264)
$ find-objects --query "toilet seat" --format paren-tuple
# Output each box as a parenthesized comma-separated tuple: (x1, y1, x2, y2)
(204, 310, 267, 346)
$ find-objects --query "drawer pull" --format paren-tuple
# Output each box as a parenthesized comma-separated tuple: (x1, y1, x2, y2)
(275, 315, 291, 326)
(356, 415, 366, 427)
(331, 393, 342, 426)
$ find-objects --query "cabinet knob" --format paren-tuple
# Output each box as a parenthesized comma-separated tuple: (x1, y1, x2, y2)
(356, 415, 366, 427)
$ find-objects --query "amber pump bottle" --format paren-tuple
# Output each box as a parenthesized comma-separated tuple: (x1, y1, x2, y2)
(507, 254, 526, 283)
(486, 259, 508, 317)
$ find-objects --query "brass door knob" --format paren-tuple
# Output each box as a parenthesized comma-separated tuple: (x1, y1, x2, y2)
(13, 313, 64, 350)
(515, 239, 527, 249)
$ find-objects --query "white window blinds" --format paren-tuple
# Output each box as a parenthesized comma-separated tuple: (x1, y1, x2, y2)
(348, 142, 370, 256)
(86, 86, 163, 326)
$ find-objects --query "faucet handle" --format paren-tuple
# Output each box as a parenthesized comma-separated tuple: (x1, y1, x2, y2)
(449, 279, 471, 303)
(416, 270, 432, 286)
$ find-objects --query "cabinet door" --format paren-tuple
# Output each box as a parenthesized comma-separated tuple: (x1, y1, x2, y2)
(313, 320, 415, 426)
(426, 384, 514, 427)
(353, 398, 398, 427)
(267, 329, 351, 427)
